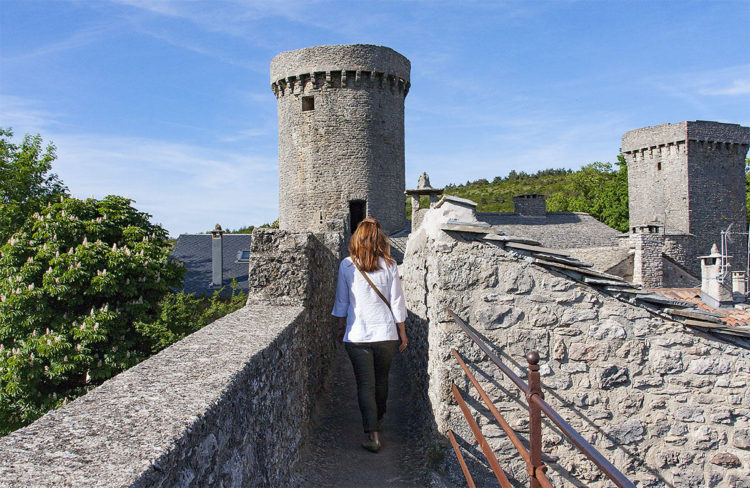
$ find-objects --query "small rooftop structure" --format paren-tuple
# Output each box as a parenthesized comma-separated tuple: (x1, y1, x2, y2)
(171, 227, 251, 297)
(406, 172, 444, 232)
(512, 193, 546, 217)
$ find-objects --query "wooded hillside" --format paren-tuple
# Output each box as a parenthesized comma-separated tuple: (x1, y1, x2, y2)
(413, 156, 630, 232)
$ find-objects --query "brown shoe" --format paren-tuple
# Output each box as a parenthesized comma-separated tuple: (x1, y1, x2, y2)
(361, 438, 381, 453)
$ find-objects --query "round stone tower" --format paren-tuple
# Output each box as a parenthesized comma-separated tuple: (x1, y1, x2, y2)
(270, 44, 410, 234)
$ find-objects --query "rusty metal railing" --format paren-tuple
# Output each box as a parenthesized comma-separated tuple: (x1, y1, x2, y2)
(447, 309, 636, 488)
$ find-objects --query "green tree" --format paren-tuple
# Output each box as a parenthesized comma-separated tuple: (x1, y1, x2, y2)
(546, 156, 629, 231)
(135, 280, 247, 353)
(0, 129, 68, 243)
(0, 195, 183, 433)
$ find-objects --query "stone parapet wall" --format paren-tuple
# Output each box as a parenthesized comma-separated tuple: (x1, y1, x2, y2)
(622, 121, 750, 152)
(401, 211, 750, 487)
(270, 44, 410, 88)
(0, 229, 342, 488)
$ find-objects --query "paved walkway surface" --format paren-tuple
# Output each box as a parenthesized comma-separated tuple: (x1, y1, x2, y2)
(294, 346, 440, 487)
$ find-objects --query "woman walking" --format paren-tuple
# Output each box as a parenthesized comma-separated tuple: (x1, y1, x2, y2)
(332, 218, 408, 453)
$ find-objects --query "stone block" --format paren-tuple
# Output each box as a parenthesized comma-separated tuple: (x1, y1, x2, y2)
(649, 348, 684, 374)
(686, 357, 732, 375)
(475, 304, 524, 330)
(595, 364, 630, 389)
(568, 342, 603, 362)
(710, 451, 742, 468)
(692, 425, 719, 450)
(588, 319, 627, 340)
(733, 427, 750, 449)
(607, 419, 644, 445)
(675, 407, 705, 423)
(559, 308, 598, 325)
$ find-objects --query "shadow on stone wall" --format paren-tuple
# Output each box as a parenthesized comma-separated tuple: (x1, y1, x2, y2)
(401, 219, 750, 488)
(459, 321, 677, 488)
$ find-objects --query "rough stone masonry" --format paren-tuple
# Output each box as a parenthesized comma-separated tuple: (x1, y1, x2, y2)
(271, 44, 410, 235)
(623, 121, 750, 277)
(401, 199, 750, 488)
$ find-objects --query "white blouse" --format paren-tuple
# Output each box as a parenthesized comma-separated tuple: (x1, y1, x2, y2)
(331, 256, 407, 343)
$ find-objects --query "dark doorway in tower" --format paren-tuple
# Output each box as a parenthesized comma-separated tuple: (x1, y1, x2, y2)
(349, 200, 366, 233)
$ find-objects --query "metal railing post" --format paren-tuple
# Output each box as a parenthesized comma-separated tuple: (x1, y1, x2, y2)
(527, 351, 544, 488)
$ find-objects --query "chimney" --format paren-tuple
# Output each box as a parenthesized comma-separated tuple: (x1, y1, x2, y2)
(210, 224, 224, 287)
(698, 243, 733, 308)
(405, 172, 444, 232)
(732, 271, 747, 300)
(631, 223, 664, 288)
(513, 194, 546, 216)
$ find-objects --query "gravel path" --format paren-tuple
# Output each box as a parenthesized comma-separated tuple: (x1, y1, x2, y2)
(293, 346, 438, 487)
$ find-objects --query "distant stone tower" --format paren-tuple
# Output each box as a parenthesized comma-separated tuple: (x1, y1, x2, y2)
(270, 44, 410, 234)
(622, 121, 750, 274)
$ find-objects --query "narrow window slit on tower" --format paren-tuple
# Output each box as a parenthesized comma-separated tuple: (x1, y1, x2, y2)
(349, 200, 366, 233)
(302, 96, 315, 112)
(657, 161, 662, 170)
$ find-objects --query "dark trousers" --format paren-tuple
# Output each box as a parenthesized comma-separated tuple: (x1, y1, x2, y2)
(345, 340, 399, 433)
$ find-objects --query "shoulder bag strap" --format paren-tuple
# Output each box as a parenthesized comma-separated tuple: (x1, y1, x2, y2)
(352, 258, 391, 309)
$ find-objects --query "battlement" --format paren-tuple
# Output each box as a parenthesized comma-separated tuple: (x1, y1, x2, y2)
(622, 120, 750, 154)
(270, 44, 410, 99)
(271, 69, 410, 98)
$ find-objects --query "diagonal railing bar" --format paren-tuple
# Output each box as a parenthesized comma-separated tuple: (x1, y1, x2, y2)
(447, 309, 529, 395)
(448, 309, 636, 488)
(451, 349, 532, 466)
(530, 395, 634, 488)
(447, 429, 477, 488)
(451, 383, 514, 488)
(452, 348, 554, 488)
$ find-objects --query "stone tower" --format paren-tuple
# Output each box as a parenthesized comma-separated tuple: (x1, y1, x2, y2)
(270, 44, 410, 234)
(622, 121, 750, 274)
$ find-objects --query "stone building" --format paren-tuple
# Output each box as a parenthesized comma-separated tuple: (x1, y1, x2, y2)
(623, 121, 750, 277)
(271, 44, 410, 235)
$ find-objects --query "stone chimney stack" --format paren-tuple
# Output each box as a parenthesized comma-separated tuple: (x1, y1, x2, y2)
(631, 224, 664, 288)
(699, 243, 733, 308)
(405, 172, 443, 231)
(513, 194, 546, 216)
(732, 271, 747, 299)
(210, 224, 224, 288)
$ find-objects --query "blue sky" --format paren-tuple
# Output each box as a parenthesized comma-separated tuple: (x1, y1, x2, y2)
(2, 0, 749, 236)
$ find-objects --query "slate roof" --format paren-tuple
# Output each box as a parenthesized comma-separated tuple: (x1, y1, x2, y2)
(566, 246, 632, 273)
(654, 288, 750, 329)
(476, 211, 624, 249)
(171, 234, 252, 297)
(389, 226, 411, 264)
(441, 220, 750, 340)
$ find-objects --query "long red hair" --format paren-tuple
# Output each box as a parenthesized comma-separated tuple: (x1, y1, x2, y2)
(348, 218, 394, 272)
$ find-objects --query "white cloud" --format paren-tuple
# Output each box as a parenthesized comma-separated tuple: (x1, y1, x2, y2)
(48, 133, 279, 236)
(1, 24, 114, 62)
(648, 64, 750, 107)
(699, 79, 750, 96)
(0, 95, 61, 133)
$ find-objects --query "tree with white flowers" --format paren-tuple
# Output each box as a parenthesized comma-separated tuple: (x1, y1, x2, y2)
(0, 195, 183, 434)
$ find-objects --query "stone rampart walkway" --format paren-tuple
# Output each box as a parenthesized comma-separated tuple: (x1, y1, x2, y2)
(294, 347, 440, 487)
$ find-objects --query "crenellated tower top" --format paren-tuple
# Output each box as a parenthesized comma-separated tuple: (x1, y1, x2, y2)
(270, 44, 410, 99)
(271, 44, 411, 234)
